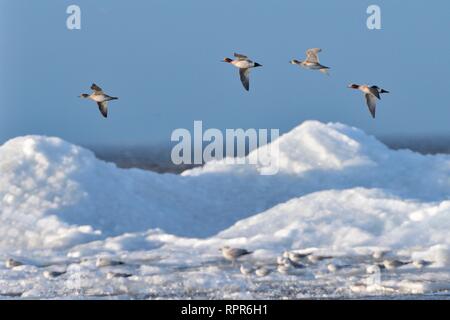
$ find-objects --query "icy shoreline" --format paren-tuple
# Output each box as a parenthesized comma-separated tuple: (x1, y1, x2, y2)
(1, 121, 450, 299)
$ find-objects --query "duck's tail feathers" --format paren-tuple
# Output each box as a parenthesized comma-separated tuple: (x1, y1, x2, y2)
(320, 68, 330, 76)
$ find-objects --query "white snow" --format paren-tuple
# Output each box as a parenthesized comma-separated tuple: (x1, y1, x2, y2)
(1, 121, 450, 299)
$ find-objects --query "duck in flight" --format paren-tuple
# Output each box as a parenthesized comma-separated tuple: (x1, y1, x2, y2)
(290, 48, 330, 75)
(79, 84, 118, 118)
(222, 53, 262, 91)
(348, 84, 389, 119)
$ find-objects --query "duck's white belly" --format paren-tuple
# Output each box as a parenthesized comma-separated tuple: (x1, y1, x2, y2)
(91, 94, 107, 102)
(232, 60, 252, 69)
(302, 62, 321, 70)
(360, 87, 372, 95)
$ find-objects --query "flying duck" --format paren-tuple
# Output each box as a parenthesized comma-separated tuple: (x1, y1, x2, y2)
(79, 83, 118, 118)
(290, 48, 330, 75)
(348, 84, 389, 118)
(222, 53, 262, 91)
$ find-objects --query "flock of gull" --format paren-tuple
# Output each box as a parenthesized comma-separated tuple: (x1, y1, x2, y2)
(3, 247, 432, 282)
(219, 246, 434, 279)
(1, 245, 434, 299)
(79, 48, 389, 119)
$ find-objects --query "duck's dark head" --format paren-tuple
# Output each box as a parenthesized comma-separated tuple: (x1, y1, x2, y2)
(222, 58, 233, 63)
(79, 94, 90, 98)
(348, 84, 360, 89)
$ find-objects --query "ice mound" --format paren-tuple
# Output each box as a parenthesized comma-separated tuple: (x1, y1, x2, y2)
(2, 121, 450, 254)
(186, 121, 384, 175)
(218, 188, 450, 253)
(0, 136, 185, 250)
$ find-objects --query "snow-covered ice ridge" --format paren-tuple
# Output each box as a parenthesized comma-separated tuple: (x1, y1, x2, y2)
(1, 121, 450, 299)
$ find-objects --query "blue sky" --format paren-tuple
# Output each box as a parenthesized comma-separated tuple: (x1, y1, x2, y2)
(1, 0, 449, 146)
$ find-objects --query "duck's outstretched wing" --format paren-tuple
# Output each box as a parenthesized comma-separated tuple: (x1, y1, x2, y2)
(234, 53, 248, 60)
(371, 85, 389, 95)
(368, 86, 381, 99)
(239, 68, 250, 91)
(97, 101, 108, 118)
(306, 48, 322, 63)
(365, 94, 377, 119)
(91, 83, 103, 93)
